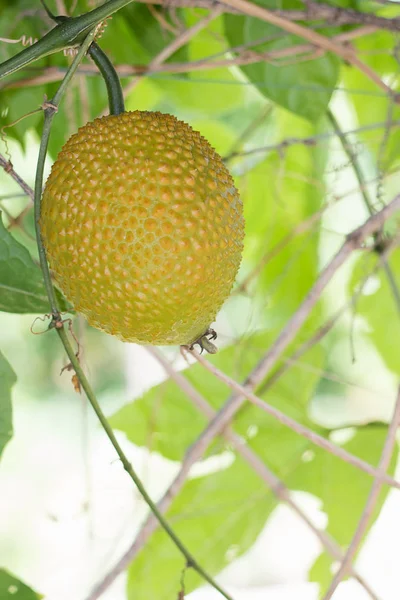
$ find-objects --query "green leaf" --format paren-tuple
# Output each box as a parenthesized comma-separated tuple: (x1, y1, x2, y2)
(0, 213, 69, 313)
(0, 351, 16, 460)
(224, 7, 339, 122)
(289, 425, 397, 591)
(0, 569, 42, 600)
(127, 457, 276, 599)
(348, 250, 400, 374)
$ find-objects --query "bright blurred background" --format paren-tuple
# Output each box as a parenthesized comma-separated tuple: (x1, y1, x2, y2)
(2, 2, 400, 599)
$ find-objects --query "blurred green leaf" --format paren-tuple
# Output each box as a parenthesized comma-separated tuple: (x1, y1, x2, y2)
(127, 457, 276, 599)
(0, 214, 69, 313)
(0, 2, 50, 148)
(160, 13, 245, 114)
(0, 569, 42, 599)
(99, 9, 148, 65)
(0, 2, 48, 66)
(224, 6, 339, 122)
(0, 351, 16, 460)
(121, 4, 188, 64)
(349, 249, 400, 374)
(125, 78, 162, 112)
(238, 110, 326, 325)
(289, 425, 397, 591)
(1, 88, 44, 149)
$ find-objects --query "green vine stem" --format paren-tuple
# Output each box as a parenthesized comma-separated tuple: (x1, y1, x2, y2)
(31, 16, 233, 600)
(0, 0, 135, 80)
(33, 27, 100, 317)
(88, 43, 125, 115)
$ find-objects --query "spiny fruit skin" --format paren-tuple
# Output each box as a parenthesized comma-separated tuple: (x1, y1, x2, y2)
(40, 111, 244, 346)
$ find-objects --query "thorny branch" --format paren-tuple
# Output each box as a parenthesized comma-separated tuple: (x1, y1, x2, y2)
(0, 153, 34, 201)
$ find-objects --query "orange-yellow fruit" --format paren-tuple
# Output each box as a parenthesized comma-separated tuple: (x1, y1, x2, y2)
(40, 111, 244, 346)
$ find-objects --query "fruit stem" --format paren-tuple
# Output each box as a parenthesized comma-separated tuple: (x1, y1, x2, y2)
(39, 0, 125, 116)
(88, 43, 125, 115)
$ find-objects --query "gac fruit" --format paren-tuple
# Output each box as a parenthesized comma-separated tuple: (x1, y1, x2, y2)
(40, 111, 244, 346)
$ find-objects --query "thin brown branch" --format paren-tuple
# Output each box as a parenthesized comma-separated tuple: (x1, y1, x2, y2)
(226, 116, 400, 163)
(226, 104, 273, 159)
(96, 0, 400, 33)
(2, 26, 376, 89)
(323, 384, 400, 600)
(0, 152, 34, 201)
(148, 3, 181, 35)
(300, 0, 400, 31)
(1, 203, 35, 238)
(189, 346, 400, 487)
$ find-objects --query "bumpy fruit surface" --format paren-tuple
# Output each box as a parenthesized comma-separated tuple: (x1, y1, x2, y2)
(40, 111, 244, 345)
